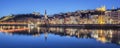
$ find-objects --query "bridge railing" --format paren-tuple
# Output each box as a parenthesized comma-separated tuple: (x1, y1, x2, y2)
(0, 22, 28, 24)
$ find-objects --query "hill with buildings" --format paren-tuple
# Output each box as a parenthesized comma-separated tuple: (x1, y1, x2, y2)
(0, 6, 120, 24)
(0, 13, 44, 22)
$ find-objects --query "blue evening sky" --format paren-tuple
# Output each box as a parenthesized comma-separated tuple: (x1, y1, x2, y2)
(0, 0, 119, 17)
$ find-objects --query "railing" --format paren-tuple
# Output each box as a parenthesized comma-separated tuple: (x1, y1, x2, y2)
(0, 22, 28, 24)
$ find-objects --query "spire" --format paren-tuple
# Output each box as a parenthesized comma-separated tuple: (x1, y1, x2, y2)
(45, 10, 47, 15)
(112, 6, 115, 9)
(44, 10, 48, 19)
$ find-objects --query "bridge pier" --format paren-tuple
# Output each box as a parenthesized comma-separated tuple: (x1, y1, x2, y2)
(8, 26, 11, 29)
(12, 26, 15, 29)
(3, 26, 6, 29)
(0, 26, 3, 30)
(17, 26, 20, 29)
(24, 26, 26, 29)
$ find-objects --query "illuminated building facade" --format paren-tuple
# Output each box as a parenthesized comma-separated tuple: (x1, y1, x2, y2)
(105, 9, 120, 24)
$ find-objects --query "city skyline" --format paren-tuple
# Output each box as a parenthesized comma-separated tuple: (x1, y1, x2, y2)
(0, 0, 120, 17)
(0, 0, 120, 48)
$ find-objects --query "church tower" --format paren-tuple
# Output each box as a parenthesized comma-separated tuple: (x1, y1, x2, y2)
(44, 10, 48, 19)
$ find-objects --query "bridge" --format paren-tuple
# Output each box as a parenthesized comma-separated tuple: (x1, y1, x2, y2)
(0, 22, 28, 26)
(0, 22, 38, 31)
(0, 22, 119, 29)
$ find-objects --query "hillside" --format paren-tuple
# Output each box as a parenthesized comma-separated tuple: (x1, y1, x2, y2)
(0, 14, 43, 22)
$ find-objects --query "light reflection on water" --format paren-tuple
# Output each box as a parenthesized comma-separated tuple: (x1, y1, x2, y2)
(0, 26, 120, 48)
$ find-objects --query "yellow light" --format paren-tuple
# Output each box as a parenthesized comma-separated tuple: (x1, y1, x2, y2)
(96, 6, 106, 11)
(98, 16, 105, 24)
(97, 37, 107, 43)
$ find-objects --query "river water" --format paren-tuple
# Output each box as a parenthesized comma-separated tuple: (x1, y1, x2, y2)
(0, 27, 120, 48)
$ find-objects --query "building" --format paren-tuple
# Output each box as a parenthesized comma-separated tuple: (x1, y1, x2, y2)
(44, 10, 48, 19)
(32, 12, 40, 16)
(105, 9, 120, 24)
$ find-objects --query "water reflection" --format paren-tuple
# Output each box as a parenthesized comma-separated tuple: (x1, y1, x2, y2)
(0, 26, 120, 47)
(47, 27, 120, 45)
